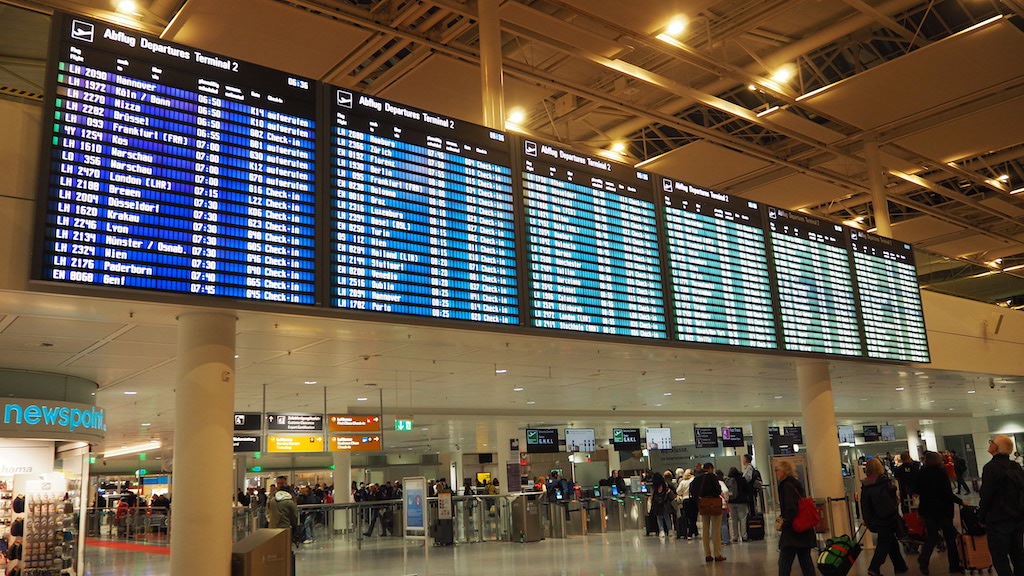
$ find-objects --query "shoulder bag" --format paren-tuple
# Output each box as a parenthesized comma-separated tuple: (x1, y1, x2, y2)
(698, 476, 723, 516)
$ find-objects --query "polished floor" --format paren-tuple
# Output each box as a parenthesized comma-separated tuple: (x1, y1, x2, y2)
(81, 527, 969, 576)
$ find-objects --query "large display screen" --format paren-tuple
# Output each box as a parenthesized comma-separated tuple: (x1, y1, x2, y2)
(33, 14, 933, 368)
(38, 14, 317, 303)
(880, 424, 896, 442)
(522, 140, 666, 338)
(564, 428, 597, 452)
(767, 208, 863, 356)
(525, 428, 559, 453)
(838, 425, 856, 444)
(329, 88, 518, 323)
(661, 178, 778, 349)
(849, 231, 930, 362)
(645, 427, 672, 450)
(612, 428, 642, 451)
(863, 425, 880, 442)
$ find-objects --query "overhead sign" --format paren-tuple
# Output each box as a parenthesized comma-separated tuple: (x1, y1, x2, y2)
(1, 398, 105, 442)
(694, 427, 719, 448)
(564, 428, 596, 453)
(645, 427, 672, 450)
(721, 426, 743, 447)
(266, 413, 323, 432)
(234, 413, 262, 432)
(233, 435, 261, 453)
(783, 426, 804, 445)
(525, 428, 559, 453)
(328, 435, 382, 452)
(612, 428, 642, 451)
(266, 435, 324, 453)
(394, 419, 413, 432)
(328, 415, 381, 433)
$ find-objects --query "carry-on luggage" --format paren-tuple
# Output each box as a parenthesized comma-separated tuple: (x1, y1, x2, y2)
(901, 509, 927, 554)
(645, 512, 659, 535)
(817, 526, 866, 576)
(746, 512, 765, 541)
(957, 505, 992, 574)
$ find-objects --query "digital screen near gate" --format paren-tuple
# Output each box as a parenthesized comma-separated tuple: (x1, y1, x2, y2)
(38, 14, 317, 303)
(661, 178, 778, 349)
(767, 208, 863, 356)
(329, 88, 519, 323)
(521, 140, 666, 338)
(33, 14, 933, 366)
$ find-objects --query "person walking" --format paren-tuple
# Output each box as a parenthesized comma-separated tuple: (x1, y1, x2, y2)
(914, 451, 963, 575)
(649, 472, 675, 537)
(726, 467, 749, 542)
(979, 434, 1024, 576)
(267, 484, 299, 539)
(861, 458, 909, 576)
(676, 469, 698, 540)
(951, 450, 971, 495)
(776, 459, 815, 576)
(695, 462, 725, 562)
(894, 451, 921, 513)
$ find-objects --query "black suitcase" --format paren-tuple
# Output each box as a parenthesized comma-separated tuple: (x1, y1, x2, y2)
(746, 513, 765, 541)
(645, 512, 659, 535)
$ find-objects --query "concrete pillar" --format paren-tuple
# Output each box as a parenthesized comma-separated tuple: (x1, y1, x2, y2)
(751, 420, 771, 471)
(797, 360, 849, 535)
(478, 0, 505, 130)
(440, 451, 464, 494)
(333, 452, 353, 503)
(170, 312, 236, 576)
(863, 134, 892, 237)
(921, 424, 937, 453)
(970, 417, 991, 478)
(234, 455, 247, 494)
(903, 420, 924, 460)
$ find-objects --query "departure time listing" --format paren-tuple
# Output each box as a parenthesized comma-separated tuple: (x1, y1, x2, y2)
(41, 15, 317, 304)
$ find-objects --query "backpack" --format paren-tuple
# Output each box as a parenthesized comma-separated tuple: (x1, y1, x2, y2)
(1005, 463, 1024, 518)
(750, 467, 763, 490)
(733, 475, 750, 500)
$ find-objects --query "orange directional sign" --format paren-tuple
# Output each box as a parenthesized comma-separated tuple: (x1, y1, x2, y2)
(328, 415, 382, 433)
(329, 434, 383, 452)
(266, 435, 324, 453)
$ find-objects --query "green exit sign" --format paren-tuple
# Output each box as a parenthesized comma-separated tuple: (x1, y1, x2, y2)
(395, 419, 413, 431)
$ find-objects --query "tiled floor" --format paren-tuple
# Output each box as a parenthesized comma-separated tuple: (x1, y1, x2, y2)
(81, 528, 969, 576)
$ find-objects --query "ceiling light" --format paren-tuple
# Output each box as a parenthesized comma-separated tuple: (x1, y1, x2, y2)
(141, 423, 151, 426)
(356, 397, 368, 401)
(860, 398, 868, 401)
(104, 441, 161, 458)
(610, 142, 627, 154)
(655, 404, 663, 407)
(771, 65, 795, 83)
(495, 369, 507, 374)
(506, 108, 526, 125)
(968, 390, 977, 394)
(747, 84, 757, 91)
(997, 174, 1010, 182)
(304, 381, 317, 385)
(895, 387, 905, 391)
(665, 17, 687, 36)
(116, 0, 137, 14)
(948, 408, 955, 411)
(1010, 187, 1023, 195)
(774, 396, 783, 399)
(674, 377, 686, 381)
(1003, 264, 1024, 272)
(663, 392, 672, 396)
(124, 391, 137, 395)
(756, 105, 780, 118)
(234, 355, 239, 359)
(929, 400, 936, 403)
(513, 387, 524, 392)
(526, 401, 536, 405)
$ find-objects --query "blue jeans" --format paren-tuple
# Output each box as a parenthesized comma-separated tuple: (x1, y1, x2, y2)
(987, 518, 1024, 576)
(778, 546, 815, 576)
(656, 511, 672, 535)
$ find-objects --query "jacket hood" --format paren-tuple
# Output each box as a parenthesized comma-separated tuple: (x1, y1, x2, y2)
(862, 474, 889, 488)
(275, 490, 294, 502)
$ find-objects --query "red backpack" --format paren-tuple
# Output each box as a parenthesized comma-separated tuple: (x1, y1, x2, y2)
(793, 493, 821, 533)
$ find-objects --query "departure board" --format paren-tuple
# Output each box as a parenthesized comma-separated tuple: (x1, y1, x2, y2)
(522, 140, 666, 337)
(661, 178, 778, 349)
(329, 88, 518, 323)
(38, 15, 317, 303)
(850, 230, 930, 362)
(768, 208, 863, 356)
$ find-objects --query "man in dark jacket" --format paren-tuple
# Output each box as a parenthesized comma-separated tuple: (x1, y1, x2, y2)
(894, 451, 921, 513)
(861, 458, 909, 576)
(915, 452, 962, 574)
(980, 435, 1024, 576)
(952, 450, 971, 495)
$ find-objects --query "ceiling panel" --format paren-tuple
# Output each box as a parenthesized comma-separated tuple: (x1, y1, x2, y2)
(740, 173, 856, 209)
(926, 234, 1018, 259)
(378, 54, 552, 126)
(890, 216, 964, 243)
(803, 19, 1024, 130)
(637, 140, 772, 188)
(2, 316, 124, 339)
(893, 98, 1024, 164)
(163, 0, 373, 79)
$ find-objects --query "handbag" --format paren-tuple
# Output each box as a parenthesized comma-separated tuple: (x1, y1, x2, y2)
(697, 476, 723, 516)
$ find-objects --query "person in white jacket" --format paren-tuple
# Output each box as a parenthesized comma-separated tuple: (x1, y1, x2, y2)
(675, 469, 698, 540)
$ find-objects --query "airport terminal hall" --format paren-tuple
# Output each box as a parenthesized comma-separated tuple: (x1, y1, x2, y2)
(2, 0, 1024, 575)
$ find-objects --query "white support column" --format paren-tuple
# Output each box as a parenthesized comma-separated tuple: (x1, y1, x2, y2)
(333, 452, 353, 503)
(171, 312, 236, 576)
(863, 134, 892, 238)
(751, 420, 771, 471)
(478, 0, 505, 130)
(903, 420, 924, 460)
(797, 361, 849, 534)
(970, 417, 991, 479)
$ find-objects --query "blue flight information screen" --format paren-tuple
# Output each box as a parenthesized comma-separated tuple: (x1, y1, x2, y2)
(849, 231, 930, 362)
(38, 15, 317, 303)
(661, 178, 778, 349)
(329, 89, 519, 322)
(522, 140, 666, 337)
(768, 208, 863, 356)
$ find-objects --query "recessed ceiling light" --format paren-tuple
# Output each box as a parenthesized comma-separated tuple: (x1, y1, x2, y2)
(655, 403, 663, 407)
(304, 381, 317, 385)
(929, 400, 936, 403)
(526, 401, 536, 405)
(234, 355, 239, 359)
(674, 377, 687, 381)
(513, 387, 524, 392)
(356, 397, 368, 401)
(771, 65, 794, 83)
(506, 108, 526, 125)
(665, 17, 687, 36)
(860, 398, 868, 401)
(124, 391, 137, 395)
(997, 174, 1010, 182)
(116, 0, 137, 14)
(610, 142, 627, 154)
(968, 390, 976, 394)
(663, 392, 672, 396)
(895, 387, 905, 391)
(948, 408, 955, 411)
(753, 405, 762, 408)
(495, 369, 507, 374)
(141, 423, 151, 426)
(774, 396, 783, 399)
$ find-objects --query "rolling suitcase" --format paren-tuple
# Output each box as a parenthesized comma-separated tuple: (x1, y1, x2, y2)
(746, 513, 765, 541)
(958, 506, 992, 574)
(645, 512, 659, 535)
(817, 526, 865, 576)
(901, 510, 926, 554)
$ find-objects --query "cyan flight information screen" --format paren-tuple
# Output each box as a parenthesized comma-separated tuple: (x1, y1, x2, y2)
(35, 13, 930, 363)
(40, 14, 317, 303)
